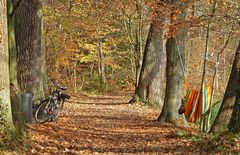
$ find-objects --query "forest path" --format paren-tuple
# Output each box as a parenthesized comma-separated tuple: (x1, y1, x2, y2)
(26, 90, 205, 154)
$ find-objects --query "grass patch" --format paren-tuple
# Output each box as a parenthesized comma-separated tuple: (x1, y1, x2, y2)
(176, 128, 240, 154)
(175, 129, 205, 142)
(209, 100, 221, 126)
(137, 97, 161, 109)
(200, 131, 240, 154)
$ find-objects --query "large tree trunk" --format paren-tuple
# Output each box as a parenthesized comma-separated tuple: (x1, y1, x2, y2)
(157, 0, 187, 123)
(7, 0, 22, 128)
(136, 20, 167, 107)
(157, 37, 185, 123)
(0, 0, 15, 140)
(13, 0, 47, 101)
(211, 43, 240, 133)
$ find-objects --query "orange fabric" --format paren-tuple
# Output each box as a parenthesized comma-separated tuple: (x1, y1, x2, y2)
(183, 81, 189, 97)
(184, 89, 200, 123)
(189, 90, 201, 123)
(184, 82, 213, 123)
(184, 90, 196, 116)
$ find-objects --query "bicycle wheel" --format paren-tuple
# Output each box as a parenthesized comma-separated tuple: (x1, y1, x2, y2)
(35, 99, 52, 123)
(51, 99, 64, 121)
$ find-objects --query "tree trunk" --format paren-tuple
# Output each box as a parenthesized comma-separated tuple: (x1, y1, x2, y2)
(73, 60, 77, 93)
(229, 64, 240, 133)
(13, 0, 47, 101)
(157, 37, 185, 123)
(211, 43, 240, 133)
(199, 0, 217, 132)
(95, 0, 107, 90)
(157, 0, 187, 123)
(134, 0, 149, 89)
(7, 0, 22, 128)
(136, 20, 167, 107)
(0, 0, 15, 140)
(120, 0, 149, 92)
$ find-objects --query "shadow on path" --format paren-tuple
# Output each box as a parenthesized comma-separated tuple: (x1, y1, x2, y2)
(27, 91, 205, 154)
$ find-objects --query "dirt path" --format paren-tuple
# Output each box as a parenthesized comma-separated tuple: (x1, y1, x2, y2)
(26, 91, 206, 154)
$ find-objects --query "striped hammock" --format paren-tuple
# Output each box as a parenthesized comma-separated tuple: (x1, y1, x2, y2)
(184, 83, 213, 123)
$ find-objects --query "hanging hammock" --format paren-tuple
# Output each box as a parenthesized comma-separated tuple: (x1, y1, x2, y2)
(184, 83, 213, 123)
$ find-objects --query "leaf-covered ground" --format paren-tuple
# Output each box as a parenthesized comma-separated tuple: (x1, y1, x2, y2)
(6, 90, 240, 154)
(23, 90, 200, 154)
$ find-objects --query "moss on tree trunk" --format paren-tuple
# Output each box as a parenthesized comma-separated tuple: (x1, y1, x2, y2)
(0, 0, 15, 141)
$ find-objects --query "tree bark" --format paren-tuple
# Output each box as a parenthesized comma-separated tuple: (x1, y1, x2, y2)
(7, 0, 22, 128)
(13, 0, 47, 101)
(0, 0, 15, 140)
(136, 19, 167, 107)
(157, 0, 187, 123)
(157, 37, 185, 123)
(211, 42, 240, 133)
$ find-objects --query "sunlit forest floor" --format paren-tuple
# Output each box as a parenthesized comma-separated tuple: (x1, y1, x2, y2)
(2, 90, 240, 154)
(25, 90, 207, 155)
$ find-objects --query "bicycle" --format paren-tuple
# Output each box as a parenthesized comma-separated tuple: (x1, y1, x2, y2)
(34, 79, 70, 123)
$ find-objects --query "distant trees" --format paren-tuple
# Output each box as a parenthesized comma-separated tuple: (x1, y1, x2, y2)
(41, 0, 240, 134)
(117, 0, 149, 90)
(94, 0, 107, 90)
(43, 0, 138, 92)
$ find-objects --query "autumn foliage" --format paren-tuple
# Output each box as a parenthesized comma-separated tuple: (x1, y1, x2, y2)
(44, 0, 135, 93)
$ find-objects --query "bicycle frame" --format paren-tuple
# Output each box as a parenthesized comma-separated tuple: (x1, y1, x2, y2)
(35, 79, 70, 123)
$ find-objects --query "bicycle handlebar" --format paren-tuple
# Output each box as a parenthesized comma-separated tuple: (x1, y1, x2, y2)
(51, 79, 68, 90)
